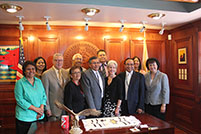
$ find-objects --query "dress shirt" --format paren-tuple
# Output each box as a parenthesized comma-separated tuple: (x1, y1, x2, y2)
(92, 70, 104, 98)
(125, 70, 133, 100)
(53, 66, 63, 85)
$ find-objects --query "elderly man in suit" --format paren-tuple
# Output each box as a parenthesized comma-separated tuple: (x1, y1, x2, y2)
(118, 58, 145, 115)
(42, 53, 69, 121)
(66, 53, 86, 75)
(81, 56, 105, 111)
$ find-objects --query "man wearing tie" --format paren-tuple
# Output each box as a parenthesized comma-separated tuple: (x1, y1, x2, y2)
(97, 50, 108, 77)
(81, 56, 105, 111)
(118, 58, 145, 115)
(42, 53, 69, 121)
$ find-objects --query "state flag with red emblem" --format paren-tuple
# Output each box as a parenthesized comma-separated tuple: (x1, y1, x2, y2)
(142, 31, 149, 72)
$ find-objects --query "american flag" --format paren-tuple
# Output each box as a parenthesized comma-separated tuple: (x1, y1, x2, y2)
(16, 35, 25, 80)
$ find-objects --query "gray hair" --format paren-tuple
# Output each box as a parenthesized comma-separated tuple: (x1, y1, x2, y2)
(72, 53, 82, 60)
(107, 60, 118, 68)
(53, 53, 63, 60)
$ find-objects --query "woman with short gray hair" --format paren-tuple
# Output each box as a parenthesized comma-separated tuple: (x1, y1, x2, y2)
(102, 60, 123, 117)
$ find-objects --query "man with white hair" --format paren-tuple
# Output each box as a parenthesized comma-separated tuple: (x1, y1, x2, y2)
(42, 53, 69, 121)
(66, 53, 86, 75)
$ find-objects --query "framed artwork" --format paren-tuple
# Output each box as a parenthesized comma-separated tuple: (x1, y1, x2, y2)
(178, 47, 187, 64)
(0, 46, 19, 82)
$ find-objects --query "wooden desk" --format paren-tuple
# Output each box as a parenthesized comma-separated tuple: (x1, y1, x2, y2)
(35, 114, 174, 134)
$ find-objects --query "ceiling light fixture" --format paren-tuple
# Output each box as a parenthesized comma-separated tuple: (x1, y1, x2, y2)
(148, 13, 165, 20)
(84, 18, 91, 31)
(44, 16, 51, 31)
(140, 21, 147, 33)
(81, 8, 100, 16)
(159, 22, 166, 35)
(119, 20, 126, 32)
(0, 3, 22, 13)
(16, 16, 24, 31)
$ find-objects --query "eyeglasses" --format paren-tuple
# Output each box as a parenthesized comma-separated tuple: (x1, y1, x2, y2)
(71, 72, 81, 74)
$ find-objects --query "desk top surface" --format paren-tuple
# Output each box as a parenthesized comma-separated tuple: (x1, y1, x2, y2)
(35, 114, 174, 134)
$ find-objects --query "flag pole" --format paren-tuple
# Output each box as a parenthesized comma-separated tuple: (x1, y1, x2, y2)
(142, 30, 149, 72)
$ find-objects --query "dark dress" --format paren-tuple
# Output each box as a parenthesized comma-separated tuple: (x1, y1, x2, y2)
(64, 80, 87, 113)
(103, 76, 123, 117)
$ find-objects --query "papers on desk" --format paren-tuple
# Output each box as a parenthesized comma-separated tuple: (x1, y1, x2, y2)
(82, 116, 141, 131)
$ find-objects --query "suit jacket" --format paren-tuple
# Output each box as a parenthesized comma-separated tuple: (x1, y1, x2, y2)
(118, 71, 145, 114)
(41, 67, 69, 117)
(80, 68, 105, 110)
(144, 70, 170, 105)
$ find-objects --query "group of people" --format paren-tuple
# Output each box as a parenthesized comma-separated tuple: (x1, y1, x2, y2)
(14, 50, 170, 134)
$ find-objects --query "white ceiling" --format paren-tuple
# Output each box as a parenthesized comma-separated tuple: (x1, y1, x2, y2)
(0, 0, 201, 30)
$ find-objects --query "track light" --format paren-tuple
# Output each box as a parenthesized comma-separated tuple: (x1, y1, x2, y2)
(119, 25, 124, 32)
(85, 23, 88, 31)
(140, 21, 147, 33)
(119, 20, 126, 32)
(159, 22, 166, 35)
(44, 16, 51, 31)
(84, 18, 91, 31)
(16, 16, 24, 31)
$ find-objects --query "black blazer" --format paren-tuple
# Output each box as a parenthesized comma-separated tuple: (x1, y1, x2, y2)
(64, 81, 87, 113)
(118, 71, 145, 114)
(104, 76, 123, 103)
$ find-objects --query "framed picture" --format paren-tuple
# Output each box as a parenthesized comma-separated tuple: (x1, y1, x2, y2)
(0, 46, 19, 82)
(178, 47, 187, 64)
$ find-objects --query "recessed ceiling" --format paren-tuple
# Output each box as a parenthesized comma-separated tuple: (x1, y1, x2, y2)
(0, 0, 201, 30)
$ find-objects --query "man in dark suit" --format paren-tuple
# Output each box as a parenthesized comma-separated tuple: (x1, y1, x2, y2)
(42, 53, 69, 121)
(118, 58, 145, 115)
(81, 56, 105, 111)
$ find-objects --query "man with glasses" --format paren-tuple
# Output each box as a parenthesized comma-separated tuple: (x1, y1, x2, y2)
(81, 56, 105, 113)
(42, 53, 69, 121)
(118, 58, 145, 115)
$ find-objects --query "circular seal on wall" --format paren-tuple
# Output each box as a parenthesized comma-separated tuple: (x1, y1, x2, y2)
(63, 41, 99, 69)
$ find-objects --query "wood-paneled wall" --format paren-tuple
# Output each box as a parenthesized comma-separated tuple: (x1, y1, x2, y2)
(0, 24, 167, 132)
(168, 20, 201, 134)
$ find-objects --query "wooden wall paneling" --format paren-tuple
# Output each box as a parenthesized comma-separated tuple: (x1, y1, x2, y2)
(0, 84, 15, 130)
(170, 21, 201, 134)
(198, 32, 201, 99)
(104, 38, 125, 73)
(173, 36, 193, 91)
(130, 40, 143, 60)
(130, 40, 165, 72)
(146, 40, 165, 71)
(0, 36, 19, 46)
(172, 95, 197, 134)
(37, 37, 59, 69)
